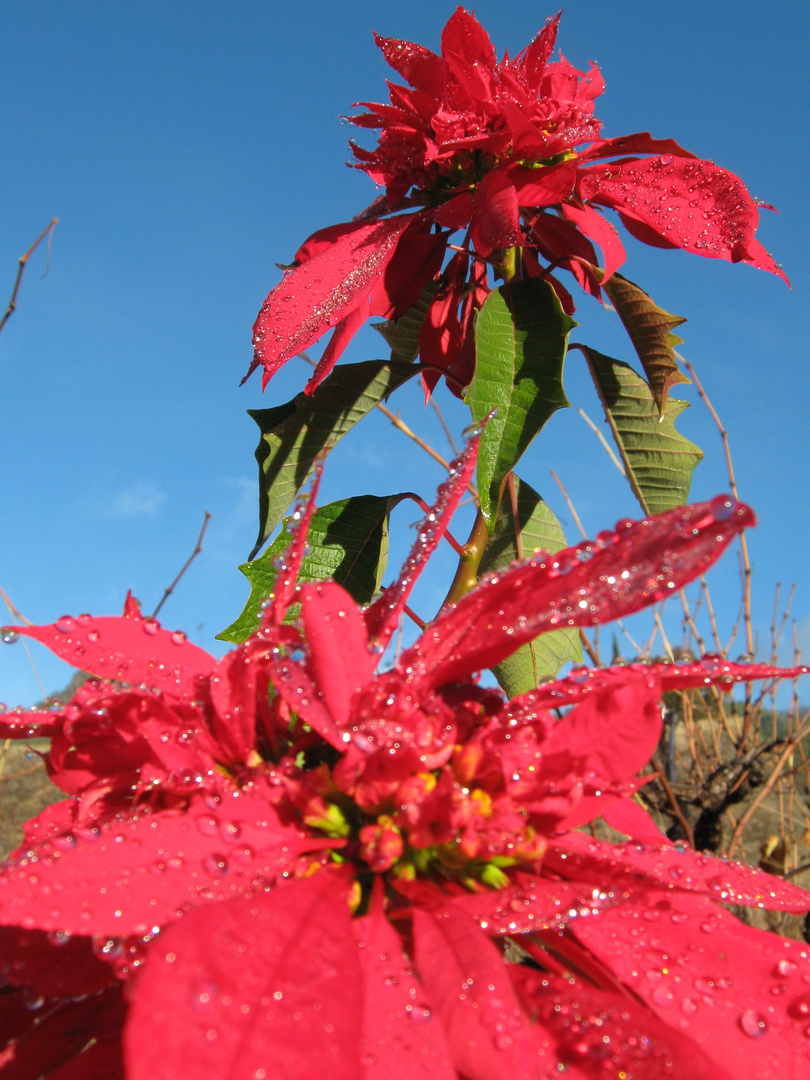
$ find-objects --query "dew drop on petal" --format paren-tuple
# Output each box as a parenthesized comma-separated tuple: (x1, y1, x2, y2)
(407, 1004, 433, 1023)
(788, 993, 810, 1019)
(202, 853, 229, 878)
(739, 1009, 768, 1038)
(22, 988, 45, 1010)
(196, 816, 218, 838)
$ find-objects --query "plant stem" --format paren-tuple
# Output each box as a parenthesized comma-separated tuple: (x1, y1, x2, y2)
(443, 509, 490, 607)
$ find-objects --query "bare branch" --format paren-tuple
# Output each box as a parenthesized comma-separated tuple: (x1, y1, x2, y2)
(0, 219, 58, 336)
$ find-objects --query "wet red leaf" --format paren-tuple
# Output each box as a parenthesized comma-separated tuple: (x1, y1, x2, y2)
(125, 873, 362, 1080)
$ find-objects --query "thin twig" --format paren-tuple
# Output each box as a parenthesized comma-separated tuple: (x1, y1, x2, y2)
(0, 219, 58, 335)
(151, 512, 212, 619)
(429, 397, 458, 457)
(727, 716, 810, 858)
(679, 354, 753, 658)
(376, 402, 452, 472)
(0, 585, 31, 625)
(653, 610, 675, 660)
(550, 470, 586, 540)
(505, 473, 523, 560)
(0, 585, 47, 700)
(650, 757, 695, 848)
(616, 619, 642, 655)
(297, 351, 477, 497)
(546, 471, 599, 665)
(577, 408, 626, 476)
(579, 630, 600, 667)
(700, 576, 724, 655)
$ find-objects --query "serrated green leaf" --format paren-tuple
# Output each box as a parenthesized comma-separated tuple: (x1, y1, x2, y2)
(480, 474, 581, 695)
(372, 280, 439, 365)
(602, 272, 689, 416)
(466, 279, 573, 532)
(248, 360, 417, 558)
(581, 346, 703, 515)
(219, 494, 401, 644)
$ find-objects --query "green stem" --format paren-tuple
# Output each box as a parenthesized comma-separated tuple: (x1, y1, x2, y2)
(494, 245, 522, 285)
(443, 246, 522, 607)
(443, 509, 490, 607)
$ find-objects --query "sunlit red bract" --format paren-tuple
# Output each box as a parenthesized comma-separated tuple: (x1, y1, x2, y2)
(247, 6, 786, 397)
(0, 435, 807, 1079)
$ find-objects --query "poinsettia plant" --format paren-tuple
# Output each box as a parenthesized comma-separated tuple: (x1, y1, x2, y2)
(234, 7, 791, 702)
(2, 6, 807, 1080)
(1, 438, 809, 1078)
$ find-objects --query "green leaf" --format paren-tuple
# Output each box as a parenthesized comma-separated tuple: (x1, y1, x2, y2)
(219, 494, 402, 644)
(480, 474, 581, 695)
(372, 280, 439, 365)
(601, 272, 689, 416)
(248, 360, 417, 558)
(466, 279, 573, 532)
(581, 346, 703, 516)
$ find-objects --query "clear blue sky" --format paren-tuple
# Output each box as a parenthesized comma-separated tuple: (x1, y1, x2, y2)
(2, 0, 808, 707)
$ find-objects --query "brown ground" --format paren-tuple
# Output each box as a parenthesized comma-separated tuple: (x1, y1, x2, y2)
(0, 740, 63, 858)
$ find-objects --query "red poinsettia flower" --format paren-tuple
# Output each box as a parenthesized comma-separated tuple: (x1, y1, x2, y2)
(248, 7, 786, 398)
(1, 436, 808, 1078)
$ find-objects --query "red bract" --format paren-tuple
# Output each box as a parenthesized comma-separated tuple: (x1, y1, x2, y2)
(0, 438, 808, 1078)
(248, 7, 786, 396)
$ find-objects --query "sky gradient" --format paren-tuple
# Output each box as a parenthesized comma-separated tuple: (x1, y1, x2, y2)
(2, 0, 808, 706)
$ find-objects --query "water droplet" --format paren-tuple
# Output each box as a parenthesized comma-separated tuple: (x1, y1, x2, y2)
(651, 985, 675, 1008)
(46, 930, 72, 947)
(1, 629, 19, 645)
(143, 619, 160, 636)
(196, 816, 218, 838)
(171, 630, 187, 645)
(788, 993, 810, 1019)
(22, 988, 44, 1010)
(92, 935, 124, 960)
(203, 853, 229, 878)
(407, 1004, 432, 1023)
(55, 616, 76, 634)
(739, 1009, 768, 1038)
(192, 982, 219, 1010)
(218, 820, 241, 844)
(709, 495, 735, 522)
